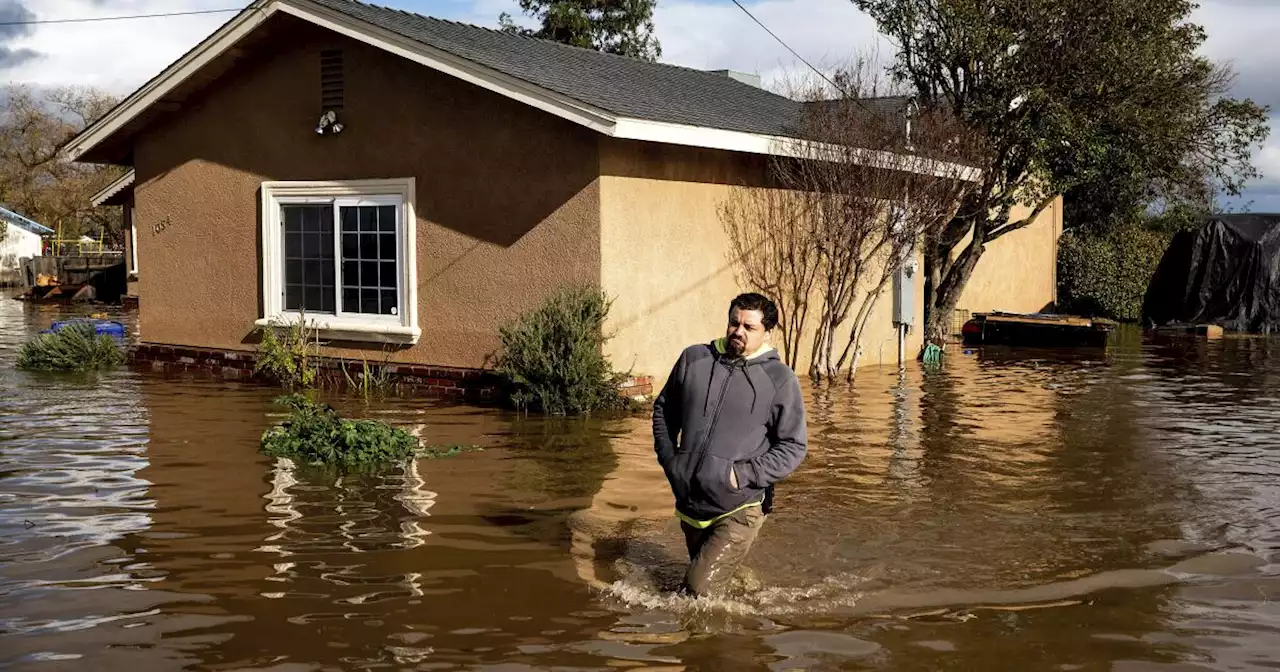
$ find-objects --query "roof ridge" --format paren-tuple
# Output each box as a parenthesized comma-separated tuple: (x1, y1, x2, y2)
(325, 0, 793, 99)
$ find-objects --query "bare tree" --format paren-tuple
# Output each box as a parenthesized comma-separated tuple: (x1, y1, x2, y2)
(721, 180, 822, 370)
(0, 84, 123, 245)
(723, 60, 975, 381)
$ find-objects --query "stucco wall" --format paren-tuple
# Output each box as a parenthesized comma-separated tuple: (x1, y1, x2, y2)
(955, 198, 1062, 321)
(598, 139, 927, 386)
(131, 16, 600, 368)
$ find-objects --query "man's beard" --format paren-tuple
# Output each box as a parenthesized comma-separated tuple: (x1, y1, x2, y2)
(726, 337, 746, 355)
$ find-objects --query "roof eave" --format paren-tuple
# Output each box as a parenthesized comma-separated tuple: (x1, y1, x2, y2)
(92, 170, 137, 207)
(0, 206, 55, 235)
(612, 118, 982, 182)
(64, 0, 279, 164)
(62, 0, 975, 183)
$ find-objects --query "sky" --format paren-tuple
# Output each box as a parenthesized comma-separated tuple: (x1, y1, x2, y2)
(3, 0, 1279, 211)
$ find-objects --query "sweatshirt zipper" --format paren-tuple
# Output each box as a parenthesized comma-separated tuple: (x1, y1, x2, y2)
(690, 357, 741, 482)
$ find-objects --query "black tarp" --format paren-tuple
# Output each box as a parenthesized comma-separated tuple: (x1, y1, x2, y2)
(1142, 214, 1280, 333)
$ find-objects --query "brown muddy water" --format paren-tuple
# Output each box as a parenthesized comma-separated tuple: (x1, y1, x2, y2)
(2, 300, 1279, 671)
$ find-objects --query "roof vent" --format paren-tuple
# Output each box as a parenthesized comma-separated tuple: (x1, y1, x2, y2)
(709, 69, 762, 89)
(320, 49, 344, 111)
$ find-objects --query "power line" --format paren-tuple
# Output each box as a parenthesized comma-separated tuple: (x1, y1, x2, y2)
(0, 8, 242, 27)
(729, 0, 846, 96)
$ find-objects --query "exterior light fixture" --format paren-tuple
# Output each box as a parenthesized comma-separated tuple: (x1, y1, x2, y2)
(315, 109, 344, 135)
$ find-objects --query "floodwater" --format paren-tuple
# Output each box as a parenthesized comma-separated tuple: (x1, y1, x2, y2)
(2, 299, 1279, 671)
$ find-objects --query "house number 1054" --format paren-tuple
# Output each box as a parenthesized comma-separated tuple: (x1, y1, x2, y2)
(152, 216, 171, 235)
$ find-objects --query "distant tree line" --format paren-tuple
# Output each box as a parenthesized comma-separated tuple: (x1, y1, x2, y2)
(0, 84, 124, 245)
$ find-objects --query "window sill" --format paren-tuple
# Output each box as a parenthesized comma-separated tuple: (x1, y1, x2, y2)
(254, 317, 421, 345)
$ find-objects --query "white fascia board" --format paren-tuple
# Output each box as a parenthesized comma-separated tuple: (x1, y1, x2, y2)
(91, 170, 136, 207)
(65, 2, 279, 161)
(611, 117, 982, 182)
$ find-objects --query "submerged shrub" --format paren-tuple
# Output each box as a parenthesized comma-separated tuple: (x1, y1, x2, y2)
(494, 285, 630, 415)
(260, 394, 420, 470)
(254, 317, 321, 389)
(17, 322, 124, 372)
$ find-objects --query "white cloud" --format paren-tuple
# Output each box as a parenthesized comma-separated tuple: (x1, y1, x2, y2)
(656, 0, 891, 90)
(1192, 1, 1280, 197)
(5, 0, 236, 92)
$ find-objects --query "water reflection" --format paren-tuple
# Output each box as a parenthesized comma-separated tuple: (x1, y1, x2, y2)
(127, 379, 623, 669)
(3, 299, 1280, 671)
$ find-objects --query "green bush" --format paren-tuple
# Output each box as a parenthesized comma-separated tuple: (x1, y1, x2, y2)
(254, 317, 321, 389)
(495, 285, 630, 415)
(1058, 224, 1172, 322)
(261, 394, 420, 470)
(17, 322, 124, 372)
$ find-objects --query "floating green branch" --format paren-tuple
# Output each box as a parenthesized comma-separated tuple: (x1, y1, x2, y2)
(421, 443, 484, 460)
(260, 395, 484, 470)
(17, 322, 124, 372)
(260, 394, 419, 469)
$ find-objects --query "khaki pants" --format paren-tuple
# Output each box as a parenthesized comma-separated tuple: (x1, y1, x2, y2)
(679, 505, 766, 597)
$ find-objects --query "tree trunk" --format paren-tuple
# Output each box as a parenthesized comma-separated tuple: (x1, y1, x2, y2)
(923, 234, 985, 346)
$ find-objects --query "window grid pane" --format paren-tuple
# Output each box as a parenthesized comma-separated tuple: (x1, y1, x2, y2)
(339, 204, 398, 316)
(282, 204, 335, 314)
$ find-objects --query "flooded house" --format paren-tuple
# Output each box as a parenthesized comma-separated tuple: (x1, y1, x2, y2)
(65, 0, 1061, 390)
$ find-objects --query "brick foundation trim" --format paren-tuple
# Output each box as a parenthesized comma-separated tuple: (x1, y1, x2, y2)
(128, 343, 654, 404)
(128, 343, 502, 402)
(618, 376, 654, 399)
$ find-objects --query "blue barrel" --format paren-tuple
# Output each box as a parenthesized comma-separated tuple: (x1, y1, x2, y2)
(48, 319, 126, 341)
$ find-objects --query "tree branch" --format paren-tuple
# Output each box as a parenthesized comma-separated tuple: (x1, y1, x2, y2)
(986, 193, 1057, 242)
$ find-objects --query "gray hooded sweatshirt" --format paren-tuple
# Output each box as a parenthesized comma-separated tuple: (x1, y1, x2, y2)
(652, 338, 808, 526)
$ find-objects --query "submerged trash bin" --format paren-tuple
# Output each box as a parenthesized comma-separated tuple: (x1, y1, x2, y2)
(45, 319, 127, 342)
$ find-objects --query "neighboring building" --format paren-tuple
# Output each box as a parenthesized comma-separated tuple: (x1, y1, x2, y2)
(66, 0, 1061, 387)
(0, 206, 53, 287)
(93, 170, 139, 304)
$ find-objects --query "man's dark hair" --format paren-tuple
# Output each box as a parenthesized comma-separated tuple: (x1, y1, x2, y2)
(729, 292, 779, 330)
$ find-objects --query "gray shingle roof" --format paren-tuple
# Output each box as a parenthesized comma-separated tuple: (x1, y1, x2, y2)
(308, 0, 811, 137)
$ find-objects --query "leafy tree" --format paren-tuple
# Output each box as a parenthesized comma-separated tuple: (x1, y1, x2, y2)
(851, 0, 1271, 344)
(499, 0, 661, 61)
(0, 84, 124, 245)
(1063, 64, 1268, 232)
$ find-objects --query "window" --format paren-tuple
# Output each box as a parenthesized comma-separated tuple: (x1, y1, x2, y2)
(258, 179, 419, 343)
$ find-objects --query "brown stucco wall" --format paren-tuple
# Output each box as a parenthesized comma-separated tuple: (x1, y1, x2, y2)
(598, 142, 1064, 386)
(131, 15, 600, 368)
(598, 139, 929, 386)
(955, 197, 1063, 321)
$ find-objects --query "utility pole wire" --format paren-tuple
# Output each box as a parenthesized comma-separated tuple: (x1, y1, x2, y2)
(0, 8, 241, 27)
(729, 0, 848, 97)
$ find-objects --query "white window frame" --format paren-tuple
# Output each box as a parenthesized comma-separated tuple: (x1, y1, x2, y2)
(128, 206, 139, 277)
(258, 178, 420, 344)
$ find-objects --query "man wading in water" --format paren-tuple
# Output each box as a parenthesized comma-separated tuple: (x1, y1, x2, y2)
(652, 292, 808, 597)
